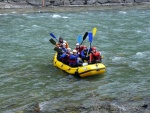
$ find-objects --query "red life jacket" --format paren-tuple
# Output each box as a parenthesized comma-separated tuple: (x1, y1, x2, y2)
(75, 45, 84, 54)
(90, 52, 101, 62)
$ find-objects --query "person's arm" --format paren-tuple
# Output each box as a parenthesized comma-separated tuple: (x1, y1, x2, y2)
(81, 50, 85, 57)
(59, 53, 66, 58)
(89, 53, 92, 63)
(70, 55, 76, 59)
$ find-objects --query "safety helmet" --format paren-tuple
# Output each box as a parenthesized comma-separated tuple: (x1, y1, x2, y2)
(62, 43, 66, 46)
(63, 40, 66, 43)
(92, 47, 97, 50)
(59, 37, 63, 40)
(76, 43, 79, 46)
(73, 49, 77, 53)
(67, 48, 71, 51)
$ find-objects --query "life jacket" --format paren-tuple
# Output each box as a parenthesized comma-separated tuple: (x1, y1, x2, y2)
(79, 45, 84, 53)
(75, 47, 80, 54)
(90, 52, 101, 62)
(69, 54, 78, 65)
(61, 47, 67, 53)
(56, 41, 63, 47)
(75, 45, 84, 54)
(81, 49, 88, 57)
(61, 54, 70, 61)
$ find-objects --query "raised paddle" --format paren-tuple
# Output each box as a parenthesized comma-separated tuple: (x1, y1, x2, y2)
(49, 38, 56, 45)
(88, 32, 93, 48)
(80, 32, 88, 45)
(86, 32, 93, 57)
(54, 47, 63, 53)
(50, 33, 58, 41)
(92, 27, 97, 37)
(77, 35, 82, 44)
(49, 39, 63, 53)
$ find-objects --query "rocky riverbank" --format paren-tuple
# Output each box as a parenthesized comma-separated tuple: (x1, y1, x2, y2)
(0, 0, 150, 13)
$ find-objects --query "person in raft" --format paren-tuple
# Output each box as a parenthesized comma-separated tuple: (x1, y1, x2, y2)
(74, 43, 84, 56)
(56, 37, 69, 48)
(57, 43, 67, 61)
(56, 37, 63, 48)
(59, 48, 72, 65)
(89, 47, 102, 64)
(63, 40, 69, 48)
(69, 49, 83, 67)
(80, 45, 91, 62)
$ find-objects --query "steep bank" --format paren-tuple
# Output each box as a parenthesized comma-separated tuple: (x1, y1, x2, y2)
(0, 1, 150, 14)
(1, 0, 150, 7)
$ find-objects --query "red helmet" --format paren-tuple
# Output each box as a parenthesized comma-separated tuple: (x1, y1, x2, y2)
(92, 47, 97, 50)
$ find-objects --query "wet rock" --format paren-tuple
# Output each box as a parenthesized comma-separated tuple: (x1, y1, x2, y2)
(23, 102, 40, 113)
(15, 102, 42, 113)
(142, 104, 148, 109)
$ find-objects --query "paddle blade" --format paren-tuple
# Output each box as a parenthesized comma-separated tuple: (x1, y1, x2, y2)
(88, 32, 93, 43)
(54, 47, 63, 53)
(77, 35, 82, 44)
(92, 27, 97, 36)
(49, 38, 56, 45)
(83, 32, 88, 41)
(50, 33, 56, 39)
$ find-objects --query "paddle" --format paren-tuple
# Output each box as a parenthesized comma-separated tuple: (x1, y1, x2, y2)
(49, 33, 58, 41)
(92, 27, 97, 37)
(77, 35, 82, 44)
(86, 32, 93, 57)
(88, 32, 93, 48)
(54, 47, 63, 53)
(49, 38, 56, 45)
(80, 32, 88, 45)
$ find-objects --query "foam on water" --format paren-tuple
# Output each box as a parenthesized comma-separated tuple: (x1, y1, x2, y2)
(52, 14, 61, 18)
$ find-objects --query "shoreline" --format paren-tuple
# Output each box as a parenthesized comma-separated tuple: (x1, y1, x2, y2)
(0, 2, 150, 14)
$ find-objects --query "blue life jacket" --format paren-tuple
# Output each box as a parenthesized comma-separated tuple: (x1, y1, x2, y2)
(69, 54, 79, 65)
(61, 47, 67, 53)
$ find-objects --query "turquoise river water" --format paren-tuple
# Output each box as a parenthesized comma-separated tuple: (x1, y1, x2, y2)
(0, 8, 150, 113)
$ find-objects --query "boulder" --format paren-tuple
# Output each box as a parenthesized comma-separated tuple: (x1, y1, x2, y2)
(27, 0, 50, 6)
(135, 0, 150, 2)
(108, 0, 124, 3)
(63, 0, 71, 5)
(87, 0, 97, 5)
(71, 0, 84, 5)
(97, 0, 108, 4)
(125, 0, 134, 3)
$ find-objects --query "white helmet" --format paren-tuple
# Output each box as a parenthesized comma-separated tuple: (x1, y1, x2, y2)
(62, 43, 66, 46)
(76, 43, 79, 46)
(67, 48, 71, 51)
(73, 49, 77, 53)
(63, 40, 66, 43)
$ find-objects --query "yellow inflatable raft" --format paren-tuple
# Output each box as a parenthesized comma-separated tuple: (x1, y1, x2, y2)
(53, 53, 106, 77)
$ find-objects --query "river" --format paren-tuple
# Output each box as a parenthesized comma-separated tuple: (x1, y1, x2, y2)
(0, 7, 150, 113)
